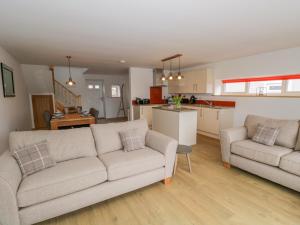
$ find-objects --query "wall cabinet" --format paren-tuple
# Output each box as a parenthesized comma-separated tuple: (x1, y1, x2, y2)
(183, 105, 233, 139)
(168, 68, 213, 94)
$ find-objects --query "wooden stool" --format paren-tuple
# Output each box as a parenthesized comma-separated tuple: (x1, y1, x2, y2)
(174, 145, 192, 174)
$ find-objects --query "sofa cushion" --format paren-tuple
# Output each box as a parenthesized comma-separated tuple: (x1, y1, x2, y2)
(100, 147, 165, 181)
(279, 152, 300, 176)
(12, 140, 56, 177)
(17, 157, 107, 207)
(91, 119, 148, 155)
(295, 130, 300, 151)
(252, 124, 279, 146)
(119, 128, 145, 151)
(244, 115, 299, 148)
(231, 140, 292, 166)
(9, 128, 97, 163)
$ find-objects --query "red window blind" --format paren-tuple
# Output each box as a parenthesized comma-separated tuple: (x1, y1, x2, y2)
(222, 74, 300, 84)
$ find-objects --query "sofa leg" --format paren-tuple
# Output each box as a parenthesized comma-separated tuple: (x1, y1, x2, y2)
(223, 162, 231, 168)
(162, 177, 172, 185)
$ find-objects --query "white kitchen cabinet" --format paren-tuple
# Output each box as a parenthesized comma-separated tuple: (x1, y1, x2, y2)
(168, 68, 213, 94)
(133, 105, 160, 127)
(183, 105, 233, 139)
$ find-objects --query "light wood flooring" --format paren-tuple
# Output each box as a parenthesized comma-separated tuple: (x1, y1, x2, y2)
(38, 135, 300, 225)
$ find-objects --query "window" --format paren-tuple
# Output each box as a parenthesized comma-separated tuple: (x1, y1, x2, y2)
(248, 80, 282, 94)
(111, 85, 121, 97)
(88, 84, 93, 89)
(224, 82, 246, 93)
(287, 79, 300, 92)
(94, 85, 100, 89)
(222, 74, 300, 96)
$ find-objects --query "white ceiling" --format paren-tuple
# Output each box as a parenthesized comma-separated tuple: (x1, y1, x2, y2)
(0, 0, 300, 74)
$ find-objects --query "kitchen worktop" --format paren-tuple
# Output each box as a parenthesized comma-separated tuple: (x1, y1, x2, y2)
(153, 106, 197, 112)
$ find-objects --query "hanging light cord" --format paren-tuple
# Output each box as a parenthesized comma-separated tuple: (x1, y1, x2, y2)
(67, 56, 72, 79)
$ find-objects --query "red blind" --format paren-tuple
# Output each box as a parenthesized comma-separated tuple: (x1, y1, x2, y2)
(222, 74, 300, 84)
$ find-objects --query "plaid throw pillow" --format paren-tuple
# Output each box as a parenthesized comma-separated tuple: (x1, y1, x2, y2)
(12, 141, 56, 177)
(252, 124, 280, 146)
(119, 129, 145, 151)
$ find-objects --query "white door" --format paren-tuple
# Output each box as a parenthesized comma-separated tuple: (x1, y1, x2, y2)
(200, 108, 220, 134)
(86, 79, 105, 118)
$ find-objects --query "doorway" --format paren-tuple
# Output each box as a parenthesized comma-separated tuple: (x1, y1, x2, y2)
(31, 94, 54, 129)
(85, 79, 106, 118)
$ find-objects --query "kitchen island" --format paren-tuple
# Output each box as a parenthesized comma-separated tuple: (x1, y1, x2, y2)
(152, 106, 197, 146)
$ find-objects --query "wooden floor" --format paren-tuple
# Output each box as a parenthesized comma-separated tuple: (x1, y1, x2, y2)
(38, 135, 300, 225)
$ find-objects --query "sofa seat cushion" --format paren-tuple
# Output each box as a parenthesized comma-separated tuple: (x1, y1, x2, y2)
(100, 147, 165, 181)
(231, 140, 292, 166)
(279, 152, 300, 176)
(17, 157, 107, 207)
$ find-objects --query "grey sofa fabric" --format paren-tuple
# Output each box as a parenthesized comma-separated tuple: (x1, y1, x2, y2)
(244, 114, 299, 148)
(9, 128, 97, 163)
(17, 157, 107, 207)
(231, 140, 292, 166)
(91, 119, 148, 155)
(231, 154, 300, 192)
(19, 168, 165, 225)
(0, 151, 22, 225)
(279, 152, 300, 176)
(220, 126, 247, 163)
(100, 147, 165, 181)
(221, 114, 300, 193)
(0, 119, 178, 225)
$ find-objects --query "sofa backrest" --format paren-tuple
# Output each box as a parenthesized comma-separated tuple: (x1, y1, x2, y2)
(91, 119, 148, 155)
(244, 114, 300, 149)
(9, 127, 97, 163)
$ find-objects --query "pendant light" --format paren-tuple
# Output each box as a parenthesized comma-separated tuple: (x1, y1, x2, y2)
(168, 60, 174, 80)
(177, 56, 183, 80)
(66, 56, 75, 86)
(161, 61, 166, 81)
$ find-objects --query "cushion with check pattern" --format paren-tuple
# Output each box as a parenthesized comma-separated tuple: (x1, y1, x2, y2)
(252, 124, 280, 146)
(12, 140, 56, 177)
(119, 128, 145, 151)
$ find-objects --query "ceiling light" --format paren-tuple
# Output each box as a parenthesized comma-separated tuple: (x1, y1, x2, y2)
(177, 56, 183, 80)
(161, 61, 166, 81)
(120, 59, 126, 63)
(65, 56, 76, 86)
(168, 60, 173, 80)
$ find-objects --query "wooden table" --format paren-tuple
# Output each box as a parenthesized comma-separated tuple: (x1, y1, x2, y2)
(50, 113, 96, 130)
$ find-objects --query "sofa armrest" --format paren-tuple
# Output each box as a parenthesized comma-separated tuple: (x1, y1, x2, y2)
(220, 127, 247, 163)
(0, 151, 22, 225)
(145, 130, 178, 178)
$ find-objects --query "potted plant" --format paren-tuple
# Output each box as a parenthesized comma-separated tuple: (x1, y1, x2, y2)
(172, 95, 183, 109)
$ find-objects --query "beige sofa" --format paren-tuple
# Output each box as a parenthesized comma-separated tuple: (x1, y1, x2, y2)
(0, 119, 178, 225)
(220, 115, 300, 192)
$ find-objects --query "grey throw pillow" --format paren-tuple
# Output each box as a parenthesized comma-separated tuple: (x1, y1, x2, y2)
(12, 140, 56, 177)
(119, 129, 145, 151)
(252, 124, 280, 146)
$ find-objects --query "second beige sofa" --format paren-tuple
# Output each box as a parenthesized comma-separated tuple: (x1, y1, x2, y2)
(220, 115, 300, 192)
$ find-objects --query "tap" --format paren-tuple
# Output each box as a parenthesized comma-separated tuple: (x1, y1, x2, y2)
(202, 100, 213, 107)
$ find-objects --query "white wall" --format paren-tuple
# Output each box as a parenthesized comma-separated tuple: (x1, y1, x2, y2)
(0, 46, 31, 154)
(21, 64, 53, 93)
(129, 67, 153, 119)
(185, 47, 300, 126)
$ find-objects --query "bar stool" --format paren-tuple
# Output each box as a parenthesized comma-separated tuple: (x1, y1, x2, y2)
(173, 145, 192, 174)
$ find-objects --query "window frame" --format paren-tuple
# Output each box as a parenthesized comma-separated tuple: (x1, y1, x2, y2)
(111, 84, 121, 98)
(221, 74, 300, 97)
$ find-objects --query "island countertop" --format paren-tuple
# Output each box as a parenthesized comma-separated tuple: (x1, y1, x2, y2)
(152, 106, 197, 112)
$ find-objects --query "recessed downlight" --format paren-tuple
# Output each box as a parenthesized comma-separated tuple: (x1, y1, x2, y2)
(120, 59, 126, 63)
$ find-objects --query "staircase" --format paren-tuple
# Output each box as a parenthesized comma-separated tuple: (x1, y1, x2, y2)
(50, 67, 82, 112)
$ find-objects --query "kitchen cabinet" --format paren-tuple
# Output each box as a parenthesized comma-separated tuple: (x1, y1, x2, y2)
(168, 68, 213, 94)
(133, 105, 160, 127)
(183, 105, 233, 139)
